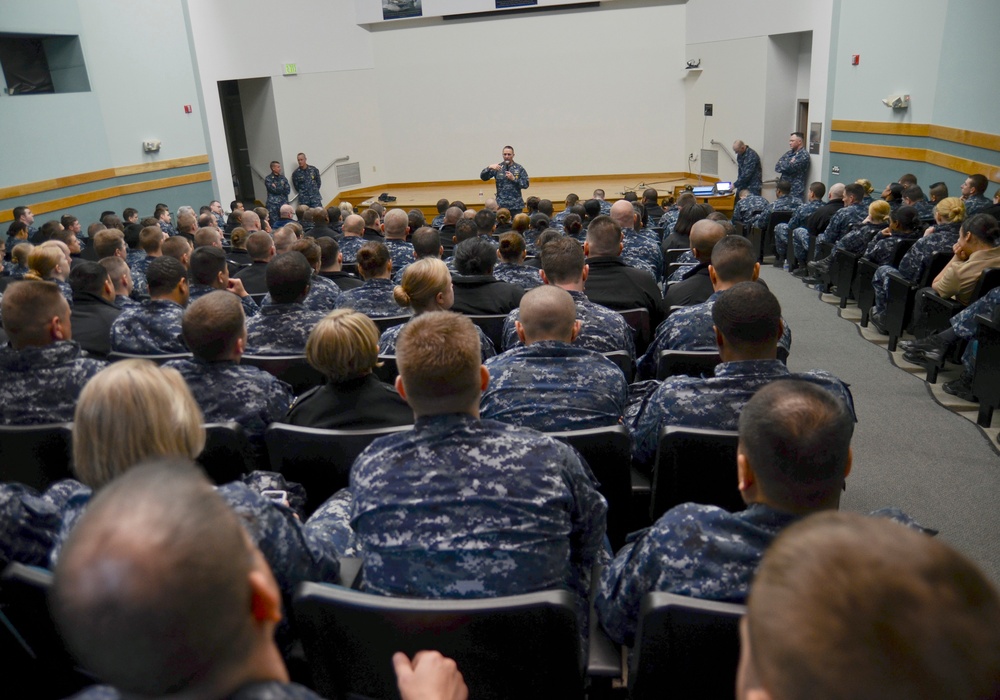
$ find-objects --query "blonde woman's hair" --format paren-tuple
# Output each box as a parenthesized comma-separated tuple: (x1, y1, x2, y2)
(24, 245, 63, 281)
(868, 200, 891, 223)
(854, 178, 874, 195)
(72, 360, 205, 489)
(393, 258, 450, 311)
(11, 242, 33, 266)
(305, 309, 380, 382)
(935, 197, 966, 224)
(230, 227, 249, 249)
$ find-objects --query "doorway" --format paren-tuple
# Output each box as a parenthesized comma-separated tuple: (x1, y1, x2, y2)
(217, 80, 255, 205)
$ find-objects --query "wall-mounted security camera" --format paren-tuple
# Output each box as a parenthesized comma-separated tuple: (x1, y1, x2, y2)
(881, 94, 910, 109)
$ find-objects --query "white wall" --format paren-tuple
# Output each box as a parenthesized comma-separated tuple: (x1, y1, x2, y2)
(762, 32, 806, 189)
(239, 78, 284, 193)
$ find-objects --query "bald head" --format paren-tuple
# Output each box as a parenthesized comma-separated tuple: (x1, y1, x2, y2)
(516, 285, 579, 344)
(240, 211, 261, 232)
(279, 204, 295, 219)
(828, 183, 846, 200)
(690, 219, 727, 261)
(343, 214, 364, 237)
(383, 209, 408, 239)
(272, 226, 298, 254)
(443, 207, 463, 225)
(610, 200, 636, 229)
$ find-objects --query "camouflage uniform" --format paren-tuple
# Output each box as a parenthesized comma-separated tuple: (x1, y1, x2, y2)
(0, 341, 106, 425)
(70, 681, 325, 700)
(964, 194, 991, 216)
(773, 147, 810, 199)
(734, 145, 763, 196)
(731, 194, 769, 230)
(336, 278, 400, 318)
(0, 479, 87, 567)
(350, 412, 607, 630)
(635, 292, 792, 381)
(493, 262, 543, 290)
(291, 165, 323, 208)
(159, 221, 178, 237)
(130, 255, 154, 298)
(862, 232, 919, 266)
(629, 359, 854, 470)
(833, 221, 885, 256)
(597, 199, 612, 216)
(947, 286, 1000, 375)
(109, 299, 187, 354)
(871, 221, 961, 314)
(379, 318, 495, 361)
(305, 488, 360, 557)
(264, 171, 291, 222)
(479, 162, 529, 213)
(384, 239, 415, 275)
(430, 213, 446, 230)
(501, 290, 635, 357)
(0, 259, 15, 277)
(187, 284, 259, 319)
(666, 251, 700, 283)
(165, 358, 293, 438)
(753, 194, 801, 231)
(337, 236, 366, 264)
(125, 248, 145, 270)
(912, 199, 936, 224)
(7, 262, 29, 279)
(245, 303, 327, 355)
(775, 199, 823, 260)
(261, 274, 342, 313)
(480, 341, 628, 432)
(622, 229, 664, 283)
(658, 207, 680, 233)
(817, 202, 867, 247)
(53, 278, 74, 307)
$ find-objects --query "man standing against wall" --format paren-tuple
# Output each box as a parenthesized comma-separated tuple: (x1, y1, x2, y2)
(481, 146, 529, 214)
(774, 132, 810, 200)
(292, 153, 323, 208)
(264, 161, 290, 224)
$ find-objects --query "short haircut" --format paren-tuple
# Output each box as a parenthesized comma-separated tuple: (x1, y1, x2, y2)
(240, 210, 261, 229)
(903, 185, 925, 202)
(808, 181, 826, 200)
(122, 207, 138, 221)
(327, 206, 342, 224)
(641, 188, 658, 204)
(929, 182, 949, 200)
(161, 236, 191, 262)
(146, 256, 187, 296)
(383, 209, 408, 237)
(407, 209, 425, 232)
(193, 227, 221, 248)
(690, 219, 727, 257)
(709, 234, 756, 283)
(746, 511, 1000, 700)
(775, 179, 791, 196)
(246, 231, 274, 260)
(453, 237, 496, 275)
(69, 261, 109, 296)
(844, 183, 866, 202)
(1, 281, 68, 347)
(182, 291, 244, 361)
(454, 218, 477, 243)
(963, 213, 1000, 246)
(290, 238, 321, 268)
(396, 311, 481, 415)
(394, 257, 451, 311)
(60, 214, 78, 229)
(890, 205, 921, 232)
(356, 241, 390, 279)
(497, 232, 526, 262)
(518, 285, 576, 342)
(316, 236, 338, 267)
(71, 361, 204, 488)
(898, 173, 918, 187)
(306, 309, 380, 382)
(139, 226, 162, 254)
(412, 227, 441, 258)
(189, 246, 228, 286)
(361, 209, 380, 228)
(101, 214, 123, 231)
(712, 280, 782, 353)
(273, 226, 298, 253)
(436, 198, 450, 213)
(311, 207, 328, 224)
(537, 199, 554, 217)
(525, 196, 540, 213)
(969, 173, 989, 195)
(93, 229, 125, 258)
(474, 209, 497, 234)
(99, 256, 130, 292)
(935, 196, 966, 224)
(177, 213, 197, 235)
(738, 379, 852, 511)
(540, 236, 585, 283)
(790, 131, 804, 140)
(266, 251, 313, 304)
(885, 182, 904, 201)
(585, 216, 622, 257)
(51, 460, 252, 696)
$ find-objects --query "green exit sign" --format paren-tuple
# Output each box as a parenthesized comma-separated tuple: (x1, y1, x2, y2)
(283, 63, 297, 76)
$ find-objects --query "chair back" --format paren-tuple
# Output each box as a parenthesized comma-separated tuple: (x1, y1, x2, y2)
(372, 314, 412, 334)
(617, 307, 652, 355)
(373, 355, 399, 384)
(761, 210, 793, 261)
(0, 423, 73, 490)
(466, 314, 508, 351)
(663, 248, 689, 267)
(293, 583, 583, 700)
(107, 351, 192, 365)
(602, 350, 634, 383)
(198, 422, 250, 484)
(656, 350, 721, 380)
(240, 354, 325, 395)
(248, 292, 267, 306)
(629, 591, 745, 700)
(265, 423, 412, 515)
(650, 426, 741, 520)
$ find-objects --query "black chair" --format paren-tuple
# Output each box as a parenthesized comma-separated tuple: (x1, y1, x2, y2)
(264, 423, 412, 516)
(240, 354, 325, 395)
(0, 563, 95, 697)
(833, 249, 860, 307)
(857, 239, 916, 326)
(602, 350, 634, 383)
(466, 314, 508, 351)
(618, 308, 652, 356)
(106, 351, 192, 365)
(547, 425, 633, 550)
(0, 423, 74, 490)
(372, 314, 412, 334)
(656, 350, 720, 381)
(197, 422, 251, 483)
(759, 210, 793, 263)
(973, 312, 1000, 427)
(650, 426, 741, 521)
(629, 591, 745, 700)
(373, 354, 399, 384)
(248, 292, 267, 306)
(293, 583, 583, 700)
(883, 251, 952, 351)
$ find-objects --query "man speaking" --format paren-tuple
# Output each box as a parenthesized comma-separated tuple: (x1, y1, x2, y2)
(481, 146, 529, 214)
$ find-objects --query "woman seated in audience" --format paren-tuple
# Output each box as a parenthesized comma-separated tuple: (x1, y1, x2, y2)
(562, 213, 585, 243)
(284, 309, 414, 429)
(254, 206, 272, 233)
(494, 208, 512, 235)
(511, 212, 531, 240)
(493, 233, 543, 290)
(5, 220, 29, 256)
(8, 242, 33, 278)
(378, 257, 496, 361)
(335, 242, 401, 318)
(24, 244, 73, 303)
(228, 226, 251, 265)
(662, 202, 712, 256)
(863, 205, 923, 265)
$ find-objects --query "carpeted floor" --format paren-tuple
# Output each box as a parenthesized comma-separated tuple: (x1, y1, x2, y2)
(758, 263, 1000, 583)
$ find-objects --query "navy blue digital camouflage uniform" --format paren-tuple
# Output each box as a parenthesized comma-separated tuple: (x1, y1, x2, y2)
(109, 299, 187, 354)
(246, 303, 327, 355)
(833, 221, 886, 256)
(291, 165, 323, 208)
(261, 274, 341, 313)
(480, 341, 628, 432)
(658, 207, 680, 233)
(773, 147, 810, 199)
(69, 681, 325, 700)
(622, 229, 664, 283)
(964, 194, 991, 216)
(947, 286, 1000, 375)
(53, 278, 74, 307)
(596, 502, 924, 647)
(775, 199, 823, 260)
(912, 199, 936, 224)
(628, 359, 854, 471)
(862, 231, 919, 266)
(753, 194, 801, 231)
(734, 146, 763, 196)
(635, 292, 792, 380)
(336, 278, 400, 318)
(349, 413, 607, 631)
(731, 194, 769, 231)
(159, 221, 178, 237)
(493, 262, 543, 290)
(0, 479, 86, 568)
(115, 294, 140, 310)
(817, 202, 867, 247)
(0, 341, 106, 424)
(480, 162, 529, 213)
(501, 290, 635, 357)
(337, 236, 366, 264)
(384, 238, 415, 276)
(264, 172, 291, 223)
(165, 357, 293, 437)
(871, 221, 962, 314)
(431, 213, 445, 230)
(379, 317, 495, 361)
(187, 284, 259, 319)
(129, 258, 149, 298)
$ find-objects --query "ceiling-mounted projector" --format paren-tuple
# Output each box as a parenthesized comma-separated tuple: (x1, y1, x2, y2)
(882, 94, 910, 109)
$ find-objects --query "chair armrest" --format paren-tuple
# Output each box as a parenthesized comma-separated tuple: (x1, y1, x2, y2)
(588, 563, 623, 679)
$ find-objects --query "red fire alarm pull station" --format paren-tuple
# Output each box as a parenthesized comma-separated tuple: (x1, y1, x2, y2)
(184, 105, 193, 114)
(851, 54, 860, 66)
